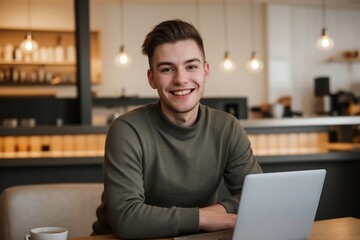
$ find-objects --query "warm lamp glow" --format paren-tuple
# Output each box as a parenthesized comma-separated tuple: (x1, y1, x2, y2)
(220, 51, 236, 73)
(246, 52, 263, 73)
(20, 33, 39, 54)
(316, 28, 334, 51)
(114, 45, 131, 67)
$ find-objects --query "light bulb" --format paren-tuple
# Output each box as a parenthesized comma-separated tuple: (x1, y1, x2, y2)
(246, 52, 263, 73)
(316, 28, 334, 51)
(20, 33, 39, 54)
(219, 51, 236, 73)
(114, 45, 131, 67)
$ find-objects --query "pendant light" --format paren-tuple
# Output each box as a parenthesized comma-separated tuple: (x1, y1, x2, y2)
(20, 0, 39, 54)
(316, 0, 334, 51)
(115, 45, 131, 67)
(246, 51, 263, 73)
(246, 0, 263, 73)
(114, 0, 131, 67)
(219, 0, 236, 73)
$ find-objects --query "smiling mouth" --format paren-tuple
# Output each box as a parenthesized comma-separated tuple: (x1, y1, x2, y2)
(171, 89, 194, 96)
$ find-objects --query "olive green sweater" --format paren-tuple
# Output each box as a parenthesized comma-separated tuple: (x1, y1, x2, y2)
(92, 102, 262, 239)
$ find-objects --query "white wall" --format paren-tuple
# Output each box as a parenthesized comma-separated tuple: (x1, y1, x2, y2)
(267, 4, 360, 115)
(0, 0, 359, 116)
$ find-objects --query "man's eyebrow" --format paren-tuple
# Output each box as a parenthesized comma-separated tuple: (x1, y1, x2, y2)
(156, 58, 202, 69)
(156, 62, 174, 68)
(185, 58, 202, 64)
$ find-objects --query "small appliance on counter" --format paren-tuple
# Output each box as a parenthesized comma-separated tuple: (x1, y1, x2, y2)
(314, 76, 332, 115)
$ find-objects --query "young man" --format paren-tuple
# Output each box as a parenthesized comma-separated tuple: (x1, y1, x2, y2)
(92, 19, 262, 239)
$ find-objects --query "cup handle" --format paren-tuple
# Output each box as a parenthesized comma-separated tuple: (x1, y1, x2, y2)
(24, 234, 31, 240)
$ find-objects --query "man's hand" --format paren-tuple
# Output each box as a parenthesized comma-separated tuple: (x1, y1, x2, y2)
(198, 204, 237, 232)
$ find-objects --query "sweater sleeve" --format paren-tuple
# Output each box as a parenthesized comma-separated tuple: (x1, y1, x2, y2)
(104, 119, 199, 239)
(219, 119, 263, 213)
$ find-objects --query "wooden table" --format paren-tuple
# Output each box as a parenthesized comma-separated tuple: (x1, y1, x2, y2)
(308, 217, 360, 240)
(69, 217, 360, 240)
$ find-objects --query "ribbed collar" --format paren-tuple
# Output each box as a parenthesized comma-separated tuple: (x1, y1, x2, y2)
(150, 101, 205, 140)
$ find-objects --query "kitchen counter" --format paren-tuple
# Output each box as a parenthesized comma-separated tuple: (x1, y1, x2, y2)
(241, 115, 360, 128)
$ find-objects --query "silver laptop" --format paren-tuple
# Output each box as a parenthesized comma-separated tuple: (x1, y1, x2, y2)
(175, 169, 326, 240)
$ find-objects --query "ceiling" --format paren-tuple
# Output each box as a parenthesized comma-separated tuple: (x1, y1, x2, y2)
(16, 0, 360, 8)
(258, 0, 360, 7)
(125, 0, 360, 8)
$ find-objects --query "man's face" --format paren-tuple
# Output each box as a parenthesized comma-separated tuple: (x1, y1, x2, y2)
(147, 39, 209, 121)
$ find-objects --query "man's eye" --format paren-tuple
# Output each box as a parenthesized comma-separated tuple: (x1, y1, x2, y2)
(160, 67, 173, 73)
(187, 65, 198, 70)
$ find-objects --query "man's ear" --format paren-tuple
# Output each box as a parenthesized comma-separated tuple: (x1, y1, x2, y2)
(147, 69, 157, 89)
(204, 61, 210, 83)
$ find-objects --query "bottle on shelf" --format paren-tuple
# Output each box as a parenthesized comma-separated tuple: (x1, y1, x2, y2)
(29, 71, 37, 83)
(38, 67, 46, 83)
(4, 68, 12, 82)
(54, 35, 64, 63)
(39, 47, 48, 62)
(14, 47, 23, 62)
(12, 68, 19, 82)
(32, 49, 40, 62)
(66, 45, 75, 63)
(46, 47, 54, 62)
(19, 70, 26, 82)
(4, 44, 14, 62)
(0, 69, 4, 82)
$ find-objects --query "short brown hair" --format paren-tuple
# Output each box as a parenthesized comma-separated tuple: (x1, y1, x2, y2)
(142, 19, 206, 69)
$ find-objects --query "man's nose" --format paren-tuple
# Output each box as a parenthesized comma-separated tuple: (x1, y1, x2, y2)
(173, 68, 188, 85)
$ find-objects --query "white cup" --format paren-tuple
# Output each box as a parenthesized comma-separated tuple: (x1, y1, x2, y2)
(24, 227, 68, 240)
(271, 103, 284, 119)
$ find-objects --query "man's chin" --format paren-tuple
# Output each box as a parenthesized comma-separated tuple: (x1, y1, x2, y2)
(173, 102, 200, 114)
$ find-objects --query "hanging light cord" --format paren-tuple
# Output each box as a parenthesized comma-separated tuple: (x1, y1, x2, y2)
(223, 0, 229, 52)
(250, 0, 256, 53)
(27, 0, 31, 31)
(120, 0, 125, 46)
(321, 0, 326, 29)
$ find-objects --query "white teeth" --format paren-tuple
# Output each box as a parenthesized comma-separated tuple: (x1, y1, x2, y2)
(173, 90, 191, 96)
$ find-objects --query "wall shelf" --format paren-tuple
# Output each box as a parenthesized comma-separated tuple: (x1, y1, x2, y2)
(0, 60, 75, 66)
(0, 28, 102, 85)
(0, 82, 74, 86)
